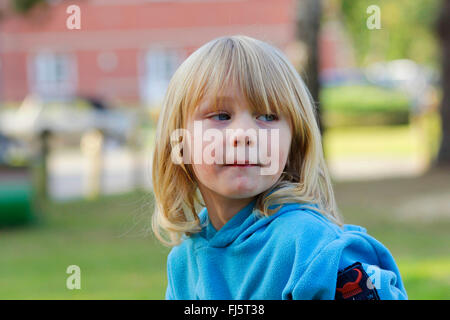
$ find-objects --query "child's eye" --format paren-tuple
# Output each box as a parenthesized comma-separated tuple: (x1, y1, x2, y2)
(210, 113, 231, 121)
(257, 114, 278, 122)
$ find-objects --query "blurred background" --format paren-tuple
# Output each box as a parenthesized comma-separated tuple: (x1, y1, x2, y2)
(0, 0, 449, 299)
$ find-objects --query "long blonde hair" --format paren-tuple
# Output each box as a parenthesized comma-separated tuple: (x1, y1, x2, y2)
(151, 35, 343, 247)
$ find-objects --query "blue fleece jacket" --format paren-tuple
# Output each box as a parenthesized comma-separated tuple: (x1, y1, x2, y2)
(165, 200, 408, 300)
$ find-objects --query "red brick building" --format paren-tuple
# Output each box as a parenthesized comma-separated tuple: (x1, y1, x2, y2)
(0, 0, 342, 107)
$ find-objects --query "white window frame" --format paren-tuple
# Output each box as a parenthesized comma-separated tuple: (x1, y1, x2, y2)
(139, 46, 181, 107)
(28, 50, 77, 100)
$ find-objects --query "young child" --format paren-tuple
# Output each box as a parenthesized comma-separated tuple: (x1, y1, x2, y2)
(151, 35, 408, 300)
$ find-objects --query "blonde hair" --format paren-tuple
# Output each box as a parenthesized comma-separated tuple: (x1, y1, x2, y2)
(151, 35, 343, 247)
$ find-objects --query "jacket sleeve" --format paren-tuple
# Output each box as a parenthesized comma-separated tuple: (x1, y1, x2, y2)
(291, 226, 408, 300)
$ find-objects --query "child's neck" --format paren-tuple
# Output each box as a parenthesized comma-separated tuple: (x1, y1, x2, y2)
(199, 186, 256, 231)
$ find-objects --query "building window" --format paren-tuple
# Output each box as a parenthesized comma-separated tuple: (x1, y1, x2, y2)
(140, 47, 180, 107)
(29, 51, 77, 100)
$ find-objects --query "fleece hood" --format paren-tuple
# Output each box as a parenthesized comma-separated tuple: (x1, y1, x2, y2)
(195, 199, 321, 248)
(167, 199, 408, 299)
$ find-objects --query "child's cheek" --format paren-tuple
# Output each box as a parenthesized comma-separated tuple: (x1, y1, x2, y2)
(265, 129, 290, 176)
(187, 131, 222, 183)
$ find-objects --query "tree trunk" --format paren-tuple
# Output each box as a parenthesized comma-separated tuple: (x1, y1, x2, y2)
(295, 0, 323, 136)
(436, 0, 450, 168)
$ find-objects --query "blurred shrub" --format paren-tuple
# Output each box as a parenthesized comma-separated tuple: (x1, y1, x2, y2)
(320, 85, 411, 127)
(11, 0, 46, 14)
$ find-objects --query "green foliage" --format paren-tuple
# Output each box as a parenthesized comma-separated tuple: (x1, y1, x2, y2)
(320, 84, 411, 126)
(321, 85, 410, 113)
(11, 0, 46, 14)
(339, 0, 441, 67)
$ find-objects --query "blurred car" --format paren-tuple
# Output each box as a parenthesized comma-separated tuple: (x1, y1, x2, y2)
(0, 133, 30, 167)
(364, 59, 438, 114)
(0, 94, 138, 145)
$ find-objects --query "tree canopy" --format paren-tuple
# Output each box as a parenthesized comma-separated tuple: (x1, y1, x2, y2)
(338, 0, 441, 68)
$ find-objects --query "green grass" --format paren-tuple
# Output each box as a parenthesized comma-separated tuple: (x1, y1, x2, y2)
(323, 111, 442, 162)
(0, 192, 170, 299)
(324, 124, 418, 158)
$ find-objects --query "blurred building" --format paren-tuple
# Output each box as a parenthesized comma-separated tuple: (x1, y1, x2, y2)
(0, 0, 305, 107)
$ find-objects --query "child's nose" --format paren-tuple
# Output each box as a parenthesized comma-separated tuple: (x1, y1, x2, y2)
(232, 134, 252, 147)
(229, 120, 257, 147)
(225, 112, 259, 147)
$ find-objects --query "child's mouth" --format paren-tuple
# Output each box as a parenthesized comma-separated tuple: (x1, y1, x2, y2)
(224, 161, 260, 167)
(226, 164, 259, 167)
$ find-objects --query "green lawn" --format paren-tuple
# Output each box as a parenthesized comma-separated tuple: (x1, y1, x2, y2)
(323, 111, 441, 161)
(1, 192, 170, 299)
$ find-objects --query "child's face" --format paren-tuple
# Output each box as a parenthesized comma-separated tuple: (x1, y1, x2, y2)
(184, 84, 292, 201)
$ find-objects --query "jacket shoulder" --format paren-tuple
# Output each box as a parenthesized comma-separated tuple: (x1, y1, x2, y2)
(264, 204, 343, 262)
(271, 204, 342, 241)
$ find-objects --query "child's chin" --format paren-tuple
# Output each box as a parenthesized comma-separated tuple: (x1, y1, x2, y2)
(223, 185, 260, 198)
